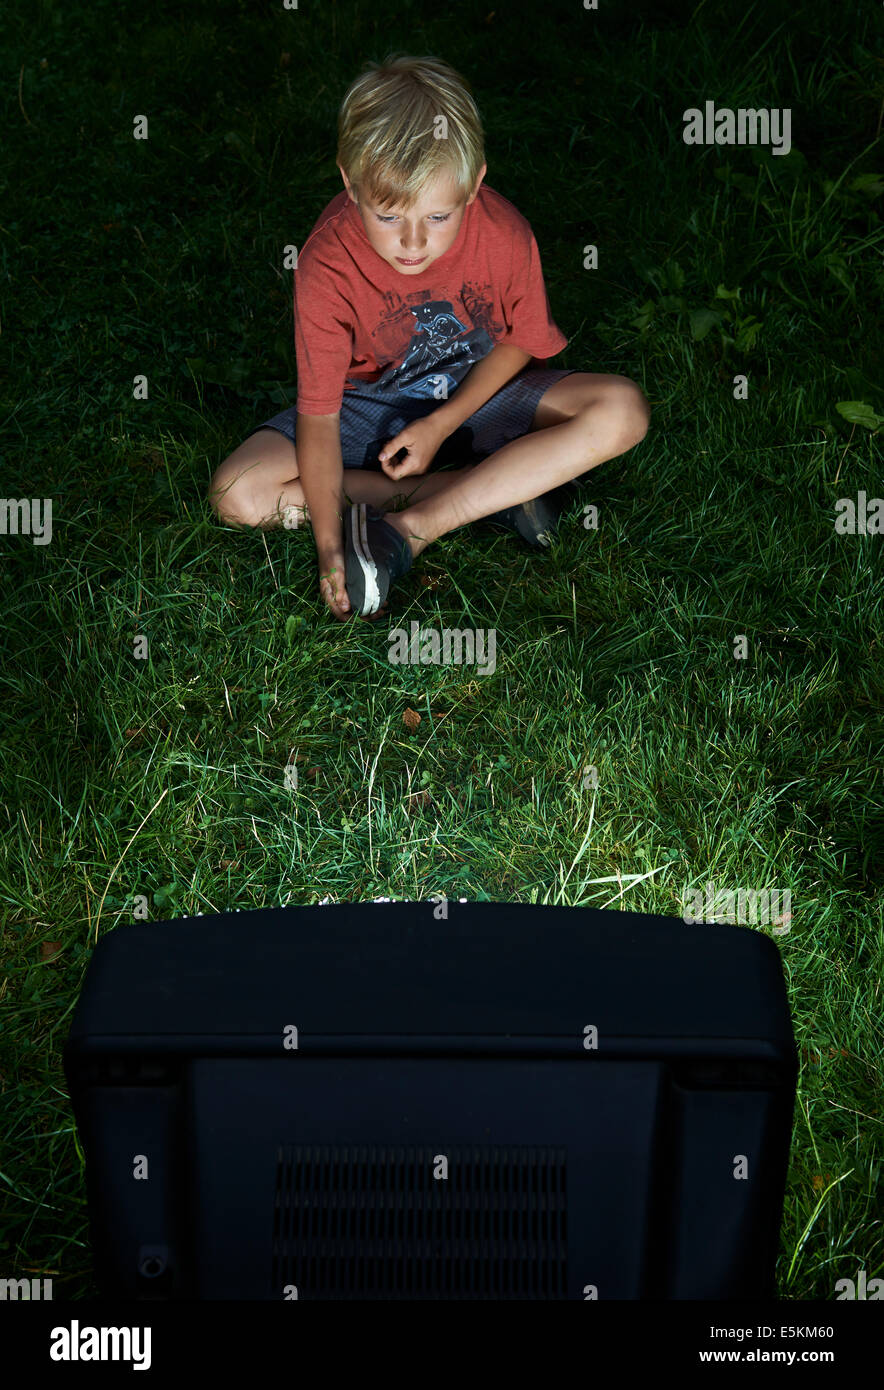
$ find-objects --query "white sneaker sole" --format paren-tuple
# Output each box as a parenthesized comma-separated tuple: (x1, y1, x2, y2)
(347, 503, 381, 615)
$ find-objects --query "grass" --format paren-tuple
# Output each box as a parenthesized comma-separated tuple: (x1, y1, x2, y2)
(1, 0, 883, 1300)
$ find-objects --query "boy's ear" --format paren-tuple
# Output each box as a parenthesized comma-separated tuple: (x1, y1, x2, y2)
(467, 162, 488, 203)
(338, 164, 357, 201)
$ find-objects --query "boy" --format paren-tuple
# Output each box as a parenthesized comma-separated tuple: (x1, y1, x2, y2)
(210, 54, 650, 620)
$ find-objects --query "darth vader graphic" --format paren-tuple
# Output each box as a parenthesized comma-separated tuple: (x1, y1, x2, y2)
(375, 299, 493, 398)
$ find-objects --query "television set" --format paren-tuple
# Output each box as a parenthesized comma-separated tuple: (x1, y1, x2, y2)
(64, 900, 797, 1299)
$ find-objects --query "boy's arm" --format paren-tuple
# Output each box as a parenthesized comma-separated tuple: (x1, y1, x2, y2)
(428, 219, 568, 440)
(295, 411, 354, 620)
(376, 343, 537, 480)
(430, 343, 533, 438)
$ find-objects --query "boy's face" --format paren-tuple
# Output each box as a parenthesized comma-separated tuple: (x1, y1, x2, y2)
(339, 163, 486, 275)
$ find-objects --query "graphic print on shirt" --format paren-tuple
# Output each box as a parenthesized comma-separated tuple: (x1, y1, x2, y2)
(355, 285, 503, 400)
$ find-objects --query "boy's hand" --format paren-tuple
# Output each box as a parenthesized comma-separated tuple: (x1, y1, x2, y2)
(378, 415, 447, 480)
(317, 550, 351, 621)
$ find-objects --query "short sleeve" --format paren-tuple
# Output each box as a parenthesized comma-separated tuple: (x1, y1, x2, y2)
(500, 226, 568, 361)
(293, 257, 354, 415)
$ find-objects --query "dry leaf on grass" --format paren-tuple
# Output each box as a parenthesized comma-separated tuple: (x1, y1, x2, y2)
(405, 789, 433, 811)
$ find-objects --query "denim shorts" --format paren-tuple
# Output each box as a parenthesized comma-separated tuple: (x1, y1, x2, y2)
(245, 366, 578, 472)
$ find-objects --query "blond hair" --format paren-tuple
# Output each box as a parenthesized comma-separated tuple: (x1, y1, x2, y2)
(336, 54, 485, 211)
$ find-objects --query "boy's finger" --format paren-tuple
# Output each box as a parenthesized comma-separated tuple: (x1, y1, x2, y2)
(378, 435, 402, 462)
(383, 454, 419, 479)
(321, 577, 351, 620)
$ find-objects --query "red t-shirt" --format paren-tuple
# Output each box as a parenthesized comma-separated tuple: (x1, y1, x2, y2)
(293, 184, 568, 415)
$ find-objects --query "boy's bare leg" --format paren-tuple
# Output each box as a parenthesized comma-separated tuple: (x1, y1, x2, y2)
(384, 396, 650, 559)
(209, 428, 473, 529)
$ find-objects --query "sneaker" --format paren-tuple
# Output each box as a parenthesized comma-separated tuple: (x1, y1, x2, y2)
(343, 503, 413, 617)
(484, 482, 575, 548)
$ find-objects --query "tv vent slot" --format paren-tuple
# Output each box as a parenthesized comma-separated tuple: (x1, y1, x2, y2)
(271, 1144, 567, 1299)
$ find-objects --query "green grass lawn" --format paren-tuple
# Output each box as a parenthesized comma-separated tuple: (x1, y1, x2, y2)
(1, 0, 882, 1300)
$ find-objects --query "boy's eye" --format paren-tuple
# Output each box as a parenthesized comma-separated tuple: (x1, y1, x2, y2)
(375, 213, 450, 223)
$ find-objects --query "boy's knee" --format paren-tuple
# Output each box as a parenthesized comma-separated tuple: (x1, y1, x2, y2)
(209, 463, 259, 527)
(608, 377, 651, 449)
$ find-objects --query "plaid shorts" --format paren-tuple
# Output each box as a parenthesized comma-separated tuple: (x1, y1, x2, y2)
(245, 366, 579, 472)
